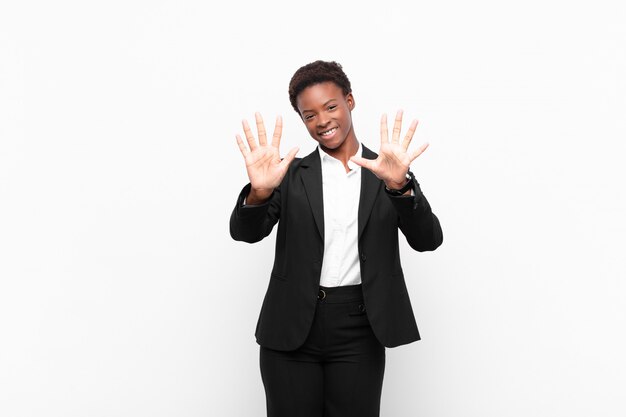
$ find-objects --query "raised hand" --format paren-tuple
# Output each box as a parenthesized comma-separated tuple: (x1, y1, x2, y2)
(236, 112, 299, 204)
(350, 110, 428, 190)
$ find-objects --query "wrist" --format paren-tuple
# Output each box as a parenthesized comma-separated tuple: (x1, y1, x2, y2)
(384, 172, 411, 190)
(384, 172, 414, 196)
(247, 187, 274, 205)
(385, 179, 409, 190)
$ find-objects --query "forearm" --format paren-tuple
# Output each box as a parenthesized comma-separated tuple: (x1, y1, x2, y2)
(388, 182, 443, 251)
(230, 183, 280, 243)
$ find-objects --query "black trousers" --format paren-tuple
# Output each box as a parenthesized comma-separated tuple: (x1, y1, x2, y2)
(259, 283, 386, 417)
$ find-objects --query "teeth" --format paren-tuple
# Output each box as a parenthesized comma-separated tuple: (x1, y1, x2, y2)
(321, 128, 337, 136)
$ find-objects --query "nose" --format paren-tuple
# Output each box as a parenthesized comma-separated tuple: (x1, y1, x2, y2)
(317, 114, 331, 128)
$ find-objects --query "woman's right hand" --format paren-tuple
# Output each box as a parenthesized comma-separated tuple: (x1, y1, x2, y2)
(236, 112, 299, 205)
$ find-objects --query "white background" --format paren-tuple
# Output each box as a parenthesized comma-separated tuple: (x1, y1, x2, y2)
(1, 1, 625, 416)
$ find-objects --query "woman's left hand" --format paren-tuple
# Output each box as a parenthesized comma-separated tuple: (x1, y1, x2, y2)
(350, 110, 429, 190)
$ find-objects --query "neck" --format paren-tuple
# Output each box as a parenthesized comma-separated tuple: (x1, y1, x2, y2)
(320, 131, 359, 171)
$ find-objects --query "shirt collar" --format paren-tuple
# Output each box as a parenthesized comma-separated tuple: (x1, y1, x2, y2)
(317, 142, 362, 172)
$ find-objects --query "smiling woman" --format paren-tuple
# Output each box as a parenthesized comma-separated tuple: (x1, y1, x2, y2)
(230, 60, 443, 417)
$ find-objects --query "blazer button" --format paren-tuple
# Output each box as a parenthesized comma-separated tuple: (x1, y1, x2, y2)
(358, 303, 366, 312)
(360, 253, 367, 262)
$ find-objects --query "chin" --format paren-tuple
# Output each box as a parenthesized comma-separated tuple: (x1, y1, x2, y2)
(322, 135, 346, 148)
(319, 140, 341, 150)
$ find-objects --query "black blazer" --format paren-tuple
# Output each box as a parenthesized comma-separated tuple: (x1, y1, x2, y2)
(230, 144, 443, 351)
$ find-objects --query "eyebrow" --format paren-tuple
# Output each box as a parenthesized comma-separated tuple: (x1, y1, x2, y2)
(301, 98, 337, 113)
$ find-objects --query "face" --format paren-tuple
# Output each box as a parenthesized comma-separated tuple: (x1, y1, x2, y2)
(295, 81, 356, 152)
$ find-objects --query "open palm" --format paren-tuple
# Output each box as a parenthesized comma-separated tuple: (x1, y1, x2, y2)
(236, 112, 299, 197)
(350, 110, 428, 189)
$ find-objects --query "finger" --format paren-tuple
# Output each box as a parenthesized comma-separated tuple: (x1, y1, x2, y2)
(391, 109, 403, 143)
(401, 119, 419, 150)
(409, 142, 429, 162)
(255, 112, 267, 146)
(350, 155, 375, 171)
(380, 114, 389, 144)
(236, 134, 249, 157)
(242, 119, 257, 151)
(279, 146, 299, 170)
(271, 115, 283, 148)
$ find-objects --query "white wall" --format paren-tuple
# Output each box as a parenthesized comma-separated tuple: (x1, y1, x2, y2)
(1, 1, 624, 416)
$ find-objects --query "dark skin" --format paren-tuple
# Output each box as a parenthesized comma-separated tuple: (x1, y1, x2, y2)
(297, 81, 359, 170)
(235, 81, 429, 204)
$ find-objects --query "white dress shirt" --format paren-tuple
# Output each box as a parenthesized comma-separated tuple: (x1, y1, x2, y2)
(317, 143, 363, 287)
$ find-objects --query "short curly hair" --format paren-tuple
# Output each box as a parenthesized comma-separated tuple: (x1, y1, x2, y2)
(288, 60, 352, 114)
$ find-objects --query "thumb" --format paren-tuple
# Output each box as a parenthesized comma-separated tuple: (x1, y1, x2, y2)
(409, 142, 429, 162)
(350, 155, 374, 170)
(279, 147, 300, 170)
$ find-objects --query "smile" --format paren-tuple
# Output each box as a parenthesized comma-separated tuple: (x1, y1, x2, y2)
(320, 127, 337, 137)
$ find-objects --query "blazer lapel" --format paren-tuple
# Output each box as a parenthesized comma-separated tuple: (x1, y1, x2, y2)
(300, 149, 324, 241)
(358, 144, 382, 239)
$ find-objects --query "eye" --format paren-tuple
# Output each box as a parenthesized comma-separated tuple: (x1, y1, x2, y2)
(328, 105, 337, 110)
(304, 114, 314, 120)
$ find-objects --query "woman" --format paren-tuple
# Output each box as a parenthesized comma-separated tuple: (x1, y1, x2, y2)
(230, 60, 443, 417)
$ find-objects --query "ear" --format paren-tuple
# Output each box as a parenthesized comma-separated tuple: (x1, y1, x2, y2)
(346, 93, 355, 111)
